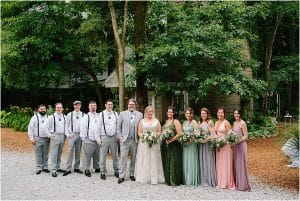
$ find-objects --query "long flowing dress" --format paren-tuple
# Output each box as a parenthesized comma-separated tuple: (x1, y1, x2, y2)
(216, 121, 235, 189)
(182, 120, 200, 186)
(198, 120, 217, 187)
(161, 120, 182, 186)
(135, 119, 165, 184)
(233, 122, 252, 191)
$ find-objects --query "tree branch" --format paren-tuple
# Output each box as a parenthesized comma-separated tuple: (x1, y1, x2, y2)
(122, 1, 128, 50)
(108, 0, 122, 52)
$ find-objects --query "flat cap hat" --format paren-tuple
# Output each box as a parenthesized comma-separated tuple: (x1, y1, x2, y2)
(73, 100, 82, 105)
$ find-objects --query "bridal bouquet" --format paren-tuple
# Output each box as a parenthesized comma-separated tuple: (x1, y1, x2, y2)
(194, 128, 208, 143)
(142, 130, 159, 147)
(225, 130, 240, 144)
(178, 131, 194, 144)
(208, 136, 226, 151)
(161, 127, 174, 141)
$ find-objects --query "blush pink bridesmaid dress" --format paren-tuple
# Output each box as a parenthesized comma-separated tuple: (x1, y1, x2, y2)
(216, 121, 236, 189)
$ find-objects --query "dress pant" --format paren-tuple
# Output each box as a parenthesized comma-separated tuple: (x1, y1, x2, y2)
(119, 137, 137, 178)
(99, 135, 119, 174)
(82, 139, 100, 171)
(66, 132, 82, 171)
(50, 133, 65, 173)
(34, 136, 50, 171)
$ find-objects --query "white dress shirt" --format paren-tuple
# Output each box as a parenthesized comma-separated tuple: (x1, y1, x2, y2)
(80, 112, 100, 141)
(98, 110, 118, 138)
(66, 111, 84, 136)
(44, 113, 66, 135)
(28, 113, 49, 140)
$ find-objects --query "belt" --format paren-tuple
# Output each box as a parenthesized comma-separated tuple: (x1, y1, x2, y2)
(85, 138, 96, 142)
(35, 136, 48, 138)
(101, 134, 116, 137)
(54, 133, 65, 135)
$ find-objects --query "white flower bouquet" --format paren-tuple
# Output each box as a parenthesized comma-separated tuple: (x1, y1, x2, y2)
(142, 130, 159, 147)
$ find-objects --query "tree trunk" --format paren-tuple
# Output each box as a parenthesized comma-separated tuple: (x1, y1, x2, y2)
(263, 14, 279, 81)
(262, 13, 280, 113)
(108, 1, 128, 112)
(286, 17, 295, 113)
(133, 1, 148, 111)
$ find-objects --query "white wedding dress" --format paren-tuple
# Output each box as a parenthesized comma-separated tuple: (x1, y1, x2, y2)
(135, 119, 165, 184)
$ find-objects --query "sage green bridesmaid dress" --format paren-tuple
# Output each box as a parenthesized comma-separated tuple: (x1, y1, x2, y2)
(182, 120, 200, 186)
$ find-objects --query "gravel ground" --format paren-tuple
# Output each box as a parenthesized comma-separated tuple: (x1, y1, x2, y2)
(1, 151, 299, 200)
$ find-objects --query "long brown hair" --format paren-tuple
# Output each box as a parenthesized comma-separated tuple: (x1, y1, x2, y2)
(167, 106, 177, 119)
(233, 108, 242, 118)
(217, 107, 225, 113)
(185, 107, 194, 120)
(200, 107, 211, 123)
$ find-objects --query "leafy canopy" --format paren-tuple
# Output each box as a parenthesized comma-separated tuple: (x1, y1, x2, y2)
(134, 2, 266, 100)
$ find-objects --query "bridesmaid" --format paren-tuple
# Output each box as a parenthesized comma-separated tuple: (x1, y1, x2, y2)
(161, 106, 183, 186)
(182, 107, 200, 186)
(233, 109, 252, 191)
(198, 108, 217, 187)
(214, 107, 235, 189)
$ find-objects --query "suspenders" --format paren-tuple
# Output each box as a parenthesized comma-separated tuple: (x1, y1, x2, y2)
(101, 111, 117, 136)
(87, 114, 90, 137)
(86, 113, 99, 138)
(35, 114, 48, 137)
(36, 114, 40, 137)
(71, 111, 84, 132)
(52, 114, 66, 133)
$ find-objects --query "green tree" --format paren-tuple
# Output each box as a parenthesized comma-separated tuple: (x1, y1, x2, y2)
(108, 0, 128, 112)
(133, 1, 148, 111)
(1, 1, 112, 107)
(248, 1, 299, 114)
(135, 2, 266, 102)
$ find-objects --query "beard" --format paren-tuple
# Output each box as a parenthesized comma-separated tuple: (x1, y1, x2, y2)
(39, 111, 46, 116)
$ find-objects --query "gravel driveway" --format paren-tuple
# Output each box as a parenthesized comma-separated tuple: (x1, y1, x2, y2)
(1, 151, 298, 200)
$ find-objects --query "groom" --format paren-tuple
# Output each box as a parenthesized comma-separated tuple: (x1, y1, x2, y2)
(117, 98, 143, 184)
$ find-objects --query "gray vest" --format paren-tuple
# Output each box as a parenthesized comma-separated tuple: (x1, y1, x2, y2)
(129, 113, 135, 139)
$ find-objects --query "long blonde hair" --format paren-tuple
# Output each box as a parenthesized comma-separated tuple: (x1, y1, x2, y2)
(144, 106, 155, 120)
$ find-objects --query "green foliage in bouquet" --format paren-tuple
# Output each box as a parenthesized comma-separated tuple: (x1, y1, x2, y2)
(225, 130, 240, 144)
(161, 127, 174, 141)
(178, 131, 194, 144)
(208, 136, 226, 150)
(142, 130, 159, 147)
(194, 128, 208, 143)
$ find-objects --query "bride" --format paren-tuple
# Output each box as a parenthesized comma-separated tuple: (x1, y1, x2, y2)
(135, 106, 165, 184)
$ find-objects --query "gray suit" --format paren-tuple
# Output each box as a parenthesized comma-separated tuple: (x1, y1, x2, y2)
(117, 110, 143, 179)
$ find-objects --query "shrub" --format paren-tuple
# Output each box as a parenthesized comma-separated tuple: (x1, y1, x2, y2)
(247, 115, 277, 139)
(1, 106, 33, 131)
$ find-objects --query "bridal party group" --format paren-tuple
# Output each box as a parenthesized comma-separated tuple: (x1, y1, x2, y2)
(28, 98, 251, 191)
